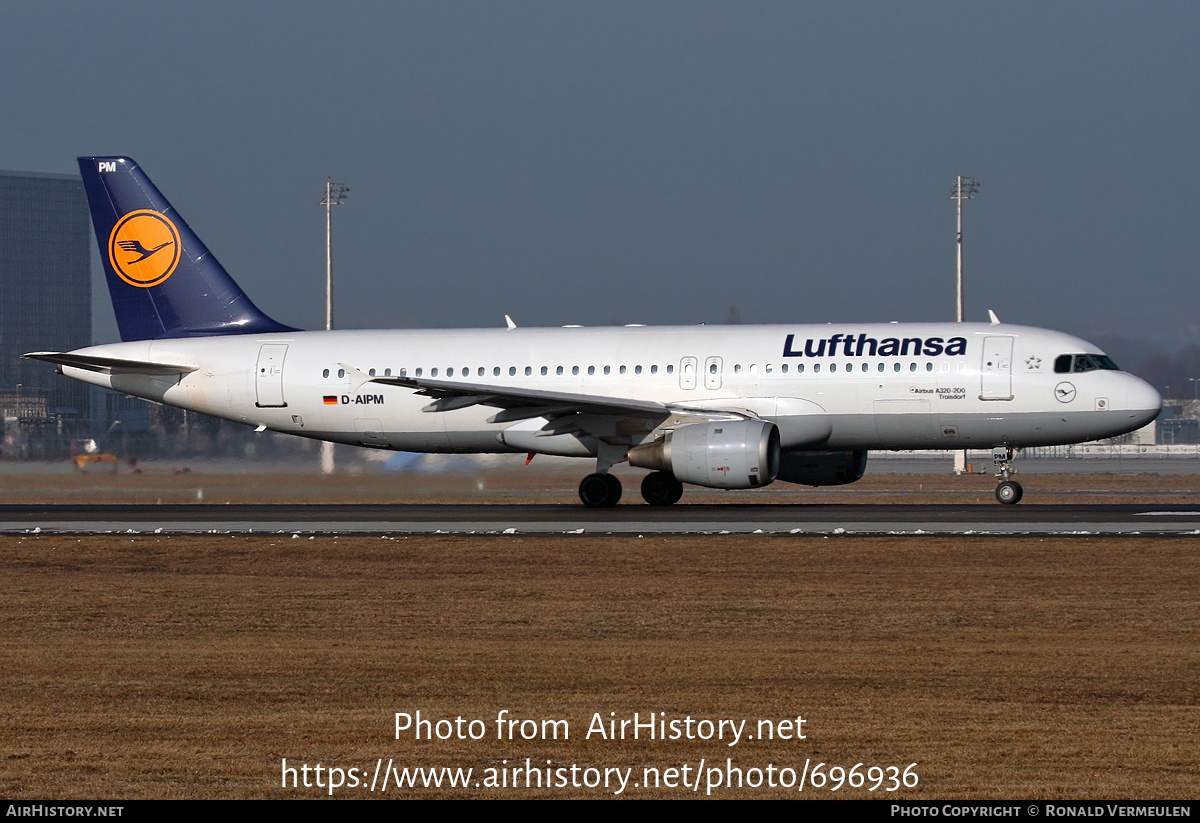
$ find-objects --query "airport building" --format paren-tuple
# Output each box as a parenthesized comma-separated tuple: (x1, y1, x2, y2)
(0, 168, 91, 457)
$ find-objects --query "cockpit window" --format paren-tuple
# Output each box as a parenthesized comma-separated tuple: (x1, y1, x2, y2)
(1055, 353, 1120, 374)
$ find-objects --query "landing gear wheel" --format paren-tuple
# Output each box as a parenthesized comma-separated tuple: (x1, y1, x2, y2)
(579, 473, 622, 508)
(603, 473, 622, 503)
(641, 471, 684, 506)
(995, 480, 1023, 505)
(992, 446, 1022, 505)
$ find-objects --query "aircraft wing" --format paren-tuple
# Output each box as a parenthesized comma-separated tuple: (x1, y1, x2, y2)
(22, 352, 199, 376)
(370, 375, 676, 422)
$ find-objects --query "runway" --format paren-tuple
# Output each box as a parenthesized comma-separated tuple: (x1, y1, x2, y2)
(3, 502, 1200, 535)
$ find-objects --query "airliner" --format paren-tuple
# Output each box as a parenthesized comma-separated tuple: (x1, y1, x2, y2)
(26, 157, 1161, 506)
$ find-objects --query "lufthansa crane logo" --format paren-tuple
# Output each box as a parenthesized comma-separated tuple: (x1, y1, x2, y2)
(107, 210, 181, 288)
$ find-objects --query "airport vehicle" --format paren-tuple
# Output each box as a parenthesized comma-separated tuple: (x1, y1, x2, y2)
(26, 157, 1161, 506)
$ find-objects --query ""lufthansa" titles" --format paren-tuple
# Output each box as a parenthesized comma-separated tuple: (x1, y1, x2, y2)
(783, 333, 968, 359)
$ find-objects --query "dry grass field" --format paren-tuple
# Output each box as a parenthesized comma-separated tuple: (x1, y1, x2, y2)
(3, 527, 1198, 798)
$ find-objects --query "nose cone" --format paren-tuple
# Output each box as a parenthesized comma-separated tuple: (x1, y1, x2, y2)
(1122, 374, 1163, 430)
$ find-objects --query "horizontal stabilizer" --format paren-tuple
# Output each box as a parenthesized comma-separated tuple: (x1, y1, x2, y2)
(22, 351, 198, 376)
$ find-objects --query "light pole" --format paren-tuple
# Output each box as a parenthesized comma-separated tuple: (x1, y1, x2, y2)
(319, 178, 348, 474)
(950, 176, 979, 475)
(320, 178, 349, 331)
(950, 176, 979, 324)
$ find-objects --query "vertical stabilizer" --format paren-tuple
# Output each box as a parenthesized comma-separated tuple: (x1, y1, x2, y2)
(78, 156, 296, 341)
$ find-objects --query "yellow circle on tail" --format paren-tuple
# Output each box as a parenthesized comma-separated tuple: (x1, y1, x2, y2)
(108, 210, 181, 288)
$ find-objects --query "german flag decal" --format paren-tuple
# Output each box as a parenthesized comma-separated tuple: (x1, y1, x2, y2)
(323, 396, 338, 405)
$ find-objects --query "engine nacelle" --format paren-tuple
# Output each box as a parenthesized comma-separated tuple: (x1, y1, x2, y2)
(776, 449, 868, 487)
(628, 419, 780, 489)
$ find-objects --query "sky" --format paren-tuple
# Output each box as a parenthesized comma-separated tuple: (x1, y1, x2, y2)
(2, 2, 1198, 356)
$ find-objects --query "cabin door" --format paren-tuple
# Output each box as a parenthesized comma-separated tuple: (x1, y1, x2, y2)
(980, 336, 1014, 400)
(255, 343, 289, 408)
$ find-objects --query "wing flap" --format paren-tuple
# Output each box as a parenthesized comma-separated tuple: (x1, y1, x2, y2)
(371, 375, 671, 418)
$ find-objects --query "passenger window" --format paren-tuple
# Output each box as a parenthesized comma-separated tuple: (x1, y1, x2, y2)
(635, 365, 642, 374)
(525, 366, 532, 376)
(556, 366, 563, 375)
(572, 366, 579, 375)
(588, 366, 595, 375)
(338, 368, 345, 378)
(541, 366, 548, 376)
(322, 369, 330, 378)
(447, 368, 454, 376)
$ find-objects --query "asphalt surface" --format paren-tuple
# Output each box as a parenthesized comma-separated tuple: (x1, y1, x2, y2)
(3, 502, 1200, 535)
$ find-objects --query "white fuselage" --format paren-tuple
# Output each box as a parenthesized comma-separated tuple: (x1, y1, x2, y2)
(60, 321, 1161, 456)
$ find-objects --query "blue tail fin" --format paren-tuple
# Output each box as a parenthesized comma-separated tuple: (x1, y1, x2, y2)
(78, 156, 297, 341)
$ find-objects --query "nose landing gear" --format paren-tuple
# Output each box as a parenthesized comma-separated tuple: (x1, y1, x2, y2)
(992, 446, 1023, 504)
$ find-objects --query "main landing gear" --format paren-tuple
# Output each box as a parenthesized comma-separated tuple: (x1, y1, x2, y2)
(992, 446, 1023, 505)
(579, 443, 627, 508)
(578, 471, 686, 507)
(640, 471, 684, 506)
(579, 472, 622, 508)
